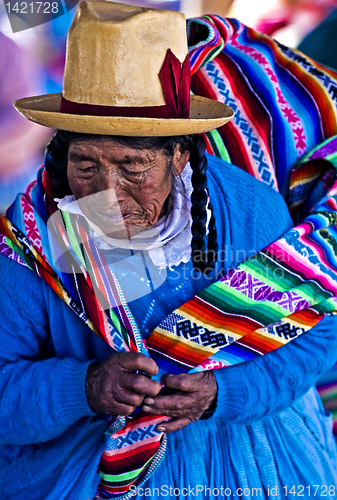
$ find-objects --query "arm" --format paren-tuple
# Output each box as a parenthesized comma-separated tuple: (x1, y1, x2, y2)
(0, 255, 94, 445)
(0, 254, 161, 444)
(205, 154, 337, 423)
(212, 313, 337, 424)
(142, 158, 337, 431)
(142, 314, 337, 431)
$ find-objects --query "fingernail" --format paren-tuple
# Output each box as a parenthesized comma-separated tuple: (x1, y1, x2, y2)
(142, 405, 152, 412)
(157, 426, 166, 432)
(144, 397, 155, 406)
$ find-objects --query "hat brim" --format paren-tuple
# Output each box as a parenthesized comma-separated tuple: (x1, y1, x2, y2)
(13, 93, 234, 136)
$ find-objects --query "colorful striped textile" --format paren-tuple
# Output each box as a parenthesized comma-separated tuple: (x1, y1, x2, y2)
(188, 15, 337, 196)
(2, 14, 337, 500)
(187, 13, 337, 432)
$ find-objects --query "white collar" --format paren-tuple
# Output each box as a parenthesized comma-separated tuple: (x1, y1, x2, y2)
(55, 163, 202, 269)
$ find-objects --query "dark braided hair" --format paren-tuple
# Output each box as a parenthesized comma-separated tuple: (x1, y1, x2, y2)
(189, 137, 218, 274)
(46, 131, 218, 273)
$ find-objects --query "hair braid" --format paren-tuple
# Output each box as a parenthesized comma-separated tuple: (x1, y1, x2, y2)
(189, 135, 218, 274)
(45, 131, 72, 198)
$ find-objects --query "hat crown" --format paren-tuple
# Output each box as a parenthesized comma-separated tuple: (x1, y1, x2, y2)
(63, 1, 188, 108)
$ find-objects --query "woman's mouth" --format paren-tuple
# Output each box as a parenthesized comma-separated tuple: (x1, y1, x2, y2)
(92, 211, 134, 223)
(103, 214, 133, 223)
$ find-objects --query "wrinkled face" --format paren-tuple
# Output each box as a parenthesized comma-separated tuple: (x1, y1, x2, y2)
(67, 137, 189, 238)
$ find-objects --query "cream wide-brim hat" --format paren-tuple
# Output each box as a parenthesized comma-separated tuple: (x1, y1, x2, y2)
(14, 1, 234, 137)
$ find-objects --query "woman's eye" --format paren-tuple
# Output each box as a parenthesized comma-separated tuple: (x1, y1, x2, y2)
(79, 166, 96, 175)
(123, 170, 143, 178)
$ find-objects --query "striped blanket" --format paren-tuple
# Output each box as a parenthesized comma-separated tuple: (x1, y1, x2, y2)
(188, 14, 337, 433)
(2, 14, 337, 500)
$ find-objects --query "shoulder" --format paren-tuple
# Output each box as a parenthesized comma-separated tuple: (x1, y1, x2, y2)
(0, 253, 48, 323)
(205, 153, 293, 253)
(206, 153, 287, 207)
(0, 252, 43, 295)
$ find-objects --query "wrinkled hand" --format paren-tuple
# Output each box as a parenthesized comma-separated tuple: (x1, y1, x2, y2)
(142, 371, 218, 433)
(86, 352, 162, 415)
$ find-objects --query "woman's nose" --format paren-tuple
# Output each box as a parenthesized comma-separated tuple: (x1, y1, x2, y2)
(100, 170, 118, 191)
(99, 173, 126, 203)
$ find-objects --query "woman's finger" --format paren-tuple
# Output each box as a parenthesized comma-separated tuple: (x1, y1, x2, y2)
(156, 417, 192, 434)
(142, 392, 194, 414)
(115, 388, 146, 408)
(162, 371, 215, 393)
(98, 396, 137, 416)
(161, 373, 197, 392)
(118, 352, 159, 377)
(122, 372, 162, 397)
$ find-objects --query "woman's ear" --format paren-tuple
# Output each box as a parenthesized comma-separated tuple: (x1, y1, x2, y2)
(172, 144, 191, 176)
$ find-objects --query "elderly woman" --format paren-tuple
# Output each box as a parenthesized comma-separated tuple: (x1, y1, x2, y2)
(1, 2, 337, 500)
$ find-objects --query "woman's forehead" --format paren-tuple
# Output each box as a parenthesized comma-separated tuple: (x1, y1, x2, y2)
(68, 138, 165, 164)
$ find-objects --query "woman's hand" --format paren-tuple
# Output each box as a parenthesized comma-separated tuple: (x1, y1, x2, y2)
(86, 352, 162, 415)
(142, 371, 218, 433)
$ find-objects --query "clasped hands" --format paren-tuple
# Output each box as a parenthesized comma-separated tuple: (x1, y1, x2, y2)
(86, 352, 218, 433)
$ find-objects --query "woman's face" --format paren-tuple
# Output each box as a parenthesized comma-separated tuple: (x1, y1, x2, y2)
(67, 136, 190, 238)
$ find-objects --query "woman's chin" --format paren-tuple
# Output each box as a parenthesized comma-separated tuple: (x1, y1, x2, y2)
(95, 218, 152, 239)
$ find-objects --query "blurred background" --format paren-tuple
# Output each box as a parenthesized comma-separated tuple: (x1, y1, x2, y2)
(2, 0, 337, 212)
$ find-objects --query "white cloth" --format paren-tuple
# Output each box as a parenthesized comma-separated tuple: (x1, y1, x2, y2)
(55, 164, 199, 268)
